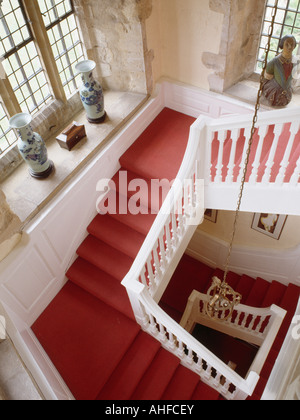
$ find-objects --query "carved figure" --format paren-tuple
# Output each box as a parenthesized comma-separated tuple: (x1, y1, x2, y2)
(262, 35, 297, 107)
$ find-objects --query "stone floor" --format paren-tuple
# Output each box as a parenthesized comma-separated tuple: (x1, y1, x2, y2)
(0, 339, 43, 400)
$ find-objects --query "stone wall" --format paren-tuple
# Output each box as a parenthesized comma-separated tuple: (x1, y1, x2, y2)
(204, 0, 266, 92)
(0, 191, 21, 263)
(74, 0, 153, 94)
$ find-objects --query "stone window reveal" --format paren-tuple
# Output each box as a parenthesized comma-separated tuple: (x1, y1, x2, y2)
(0, 0, 85, 159)
(257, 0, 300, 71)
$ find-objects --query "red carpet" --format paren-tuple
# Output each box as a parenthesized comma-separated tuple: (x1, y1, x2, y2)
(31, 107, 299, 400)
(32, 108, 219, 401)
(160, 254, 300, 400)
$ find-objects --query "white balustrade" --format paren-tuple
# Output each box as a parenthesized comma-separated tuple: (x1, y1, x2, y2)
(122, 107, 298, 400)
(275, 121, 300, 185)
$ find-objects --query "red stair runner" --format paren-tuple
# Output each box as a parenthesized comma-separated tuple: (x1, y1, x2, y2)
(160, 254, 300, 400)
(31, 106, 299, 400)
(32, 108, 220, 401)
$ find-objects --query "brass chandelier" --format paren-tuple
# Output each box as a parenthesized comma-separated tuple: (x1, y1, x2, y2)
(205, 0, 279, 321)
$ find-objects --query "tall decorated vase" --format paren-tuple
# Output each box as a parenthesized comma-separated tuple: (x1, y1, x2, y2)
(9, 113, 54, 179)
(75, 60, 106, 124)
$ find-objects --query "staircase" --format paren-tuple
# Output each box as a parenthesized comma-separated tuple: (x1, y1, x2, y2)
(32, 108, 219, 400)
(159, 254, 300, 400)
(30, 103, 300, 400)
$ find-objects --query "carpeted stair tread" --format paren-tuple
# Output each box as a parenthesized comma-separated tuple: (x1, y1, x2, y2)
(160, 254, 215, 314)
(31, 282, 140, 400)
(131, 348, 180, 400)
(246, 277, 271, 307)
(66, 257, 134, 320)
(191, 381, 220, 400)
(224, 271, 241, 289)
(235, 274, 256, 304)
(120, 108, 195, 182)
(97, 331, 161, 400)
(161, 365, 201, 400)
(87, 214, 146, 259)
(98, 189, 156, 236)
(110, 168, 171, 214)
(261, 280, 287, 308)
(77, 235, 134, 282)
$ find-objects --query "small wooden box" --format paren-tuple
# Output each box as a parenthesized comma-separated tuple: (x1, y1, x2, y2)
(56, 122, 86, 151)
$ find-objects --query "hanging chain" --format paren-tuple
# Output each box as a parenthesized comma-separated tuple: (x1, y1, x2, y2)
(223, 0, 279, 284)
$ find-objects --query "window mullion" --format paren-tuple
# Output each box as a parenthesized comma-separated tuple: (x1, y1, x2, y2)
(23, 0, 68, 104)
(0, 78, 22, 117)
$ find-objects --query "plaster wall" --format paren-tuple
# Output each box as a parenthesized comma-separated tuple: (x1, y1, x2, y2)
(146, 0, 224, 90)
(199, 210, 300, 251)
(0, 191, 21, 263)
(74, 0, 153, 94)
(146, 0, 266, 92)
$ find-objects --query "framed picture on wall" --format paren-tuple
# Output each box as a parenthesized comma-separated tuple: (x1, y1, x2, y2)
(204, 209, 218, 223)
(251, 213, 287, 240)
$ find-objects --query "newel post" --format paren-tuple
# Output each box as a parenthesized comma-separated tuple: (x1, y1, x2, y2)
(121, 276, 147, 328)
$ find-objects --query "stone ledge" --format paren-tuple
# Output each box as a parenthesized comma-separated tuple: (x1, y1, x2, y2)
(224, 75, 300, 110)
(2, 90, 148, 227)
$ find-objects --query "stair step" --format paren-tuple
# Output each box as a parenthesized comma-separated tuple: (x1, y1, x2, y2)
(98, 189, 157, 236)
(160, 254, 215, 314)
(31, 282, 140, 400)
(191, 380, 220, 400)
(161, 365, 201, 400)
(261, 280, 287, 307)
(77, 235, 134, 281)
(87, 214, 146, 260)
(111, 168, 169, 213)
(66, 257, 134, 320)
(246, 277, 270, 307)
(97, 331, 161, 400)
(131, 348, 180, 400)
(119, 108, 195, 181)
(236, 274, 256, 304)
(225, 271, 241, 289)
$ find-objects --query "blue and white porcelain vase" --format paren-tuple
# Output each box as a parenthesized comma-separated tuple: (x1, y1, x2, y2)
(9, 113, 54, 179)
(75, 60, 106, 124)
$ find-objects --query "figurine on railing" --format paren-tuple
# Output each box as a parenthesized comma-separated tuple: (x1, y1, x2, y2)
(262, 35, 297, 107)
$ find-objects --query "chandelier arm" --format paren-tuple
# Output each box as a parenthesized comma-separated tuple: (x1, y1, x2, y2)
(223, 0, 279, 284)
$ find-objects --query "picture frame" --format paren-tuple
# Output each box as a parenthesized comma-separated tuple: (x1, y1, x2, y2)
(204, 209, 218, 223)
(251, 213, 287, 240)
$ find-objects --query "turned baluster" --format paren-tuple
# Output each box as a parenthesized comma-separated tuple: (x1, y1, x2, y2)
(262, 123, 284, 184)
(158, 230, 167, 267)
(249, 125, 268, 185)
(290, 155, 300, 186)
(146, 256, 155, 289)
(276, 121, 300, 185)
(207, 129, 214, 183)
(226, 128, 240, 185)
(237, 127, 251, 183)
(165, 216, 172, 259)
(215, 130, 227, 184)
(140, 267, 148, 287)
